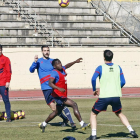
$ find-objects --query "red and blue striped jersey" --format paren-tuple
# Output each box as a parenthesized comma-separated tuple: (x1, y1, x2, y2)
(29, 57, 54, 90)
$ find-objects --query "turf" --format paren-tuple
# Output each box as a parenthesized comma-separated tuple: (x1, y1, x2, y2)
(0, 98, 140, 140)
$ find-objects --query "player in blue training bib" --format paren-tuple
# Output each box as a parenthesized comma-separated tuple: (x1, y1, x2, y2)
(29, 45, 75, 129)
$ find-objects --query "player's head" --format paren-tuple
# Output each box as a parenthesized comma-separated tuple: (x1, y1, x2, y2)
(41, 45, 50, 59)
(52, 59, 63, 71)
(104, 50, 113, 62)
(0, 44, 2, 55)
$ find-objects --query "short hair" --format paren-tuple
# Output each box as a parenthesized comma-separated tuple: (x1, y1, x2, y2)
(0, 44, 2, 50)
(104, 50, 113, 61)
(52, 59, 60, 66)
(41, 45, 49, 51)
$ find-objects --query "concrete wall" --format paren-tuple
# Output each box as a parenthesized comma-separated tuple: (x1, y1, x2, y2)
(3, 48, 140, 90)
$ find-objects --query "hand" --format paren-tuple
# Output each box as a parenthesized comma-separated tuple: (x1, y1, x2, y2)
(58, 88, 66, 93)
(34, 55, 38, 63)
(93, 90, 99, 96)
(5, 82, 10, 88)
(75, 58, 83, 63)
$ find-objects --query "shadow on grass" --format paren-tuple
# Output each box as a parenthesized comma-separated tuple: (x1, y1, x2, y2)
(48, 122, 68, 127)
(48, 122, 87, 134)
(60, 128, 86, 134)
(98, 132, 132, 139)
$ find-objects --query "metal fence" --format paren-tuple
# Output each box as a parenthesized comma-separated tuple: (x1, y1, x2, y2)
(2, 0, 69, 47)
(90, 0, 140, 45)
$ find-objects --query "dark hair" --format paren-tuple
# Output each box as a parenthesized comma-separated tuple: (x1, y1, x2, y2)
(0, 44, 2, 50)
(41, 45, 49, 51)
(52, 59, 60, 66)
(104, 50, 113, 61)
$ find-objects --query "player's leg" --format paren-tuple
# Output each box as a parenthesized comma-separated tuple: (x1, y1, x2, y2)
(39, 105, 63, 133)
(87, 98, 108, 140)
(63, 106, 76, 128)
(64, 98, 90, 130)
(45, 105, 63, 123)
(116, 112, 138, 138)
(43, 90, 68, 123)
(112, 97, 138, 138)
(0, 86, 11, 122)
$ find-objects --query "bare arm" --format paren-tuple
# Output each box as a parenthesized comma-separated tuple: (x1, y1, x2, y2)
(65, 58, 83, 69)
(49, 78, 65, 92)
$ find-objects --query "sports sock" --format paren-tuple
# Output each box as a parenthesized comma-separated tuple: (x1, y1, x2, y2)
(92, 129, 96, 136)
(63, 107, 74, 124)
(127, 125, 134, 132)
(43, 121, 47, 127)
(59, 112, 68, 121)
(80, 120, 84, 126)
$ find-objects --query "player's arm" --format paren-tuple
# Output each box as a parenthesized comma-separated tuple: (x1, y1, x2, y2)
(29, 55, 39, 73)
(49, 78, 65, 92)
(64, 58, 83, 69)
(49, 71, 65, 92)
(5, 57, 12, 88)
(119, 66, 126, 88)
(91, 66, 101, 96)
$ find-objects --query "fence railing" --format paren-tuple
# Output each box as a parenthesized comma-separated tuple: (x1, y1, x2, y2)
(89, 0, 140, 46)
(2, 0, 69, 47)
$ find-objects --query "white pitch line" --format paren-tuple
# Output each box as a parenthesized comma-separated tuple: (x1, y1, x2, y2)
(0, 121, 140, 128)
(1, 125, 37, 128)
(99, 138, 130, 140)
(98, 124, 140, 127)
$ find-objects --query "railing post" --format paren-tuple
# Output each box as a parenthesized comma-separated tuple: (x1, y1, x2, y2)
(114, 4, 121, 22)
(18, 0, 20, 18)
(123, 12, 130, 28)
(106, 0, 112, 13)
(35, 11, 36, 33)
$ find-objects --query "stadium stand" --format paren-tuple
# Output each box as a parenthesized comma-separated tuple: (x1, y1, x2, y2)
(0, 0, 139, 47)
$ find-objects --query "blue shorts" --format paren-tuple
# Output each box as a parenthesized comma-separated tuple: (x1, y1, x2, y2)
(54, 97, 67, 107)
(42, 89, 55, 105)
(92, 97, 122, 114)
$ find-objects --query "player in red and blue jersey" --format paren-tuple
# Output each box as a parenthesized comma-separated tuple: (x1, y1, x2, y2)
(29, 46, 75, 129)
(38, 58, 90, 132)
(0, 44, 12, 122)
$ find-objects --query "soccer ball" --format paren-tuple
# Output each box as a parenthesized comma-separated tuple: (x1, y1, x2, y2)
(4, 111, 18, 120)
(58, 0, 69, 8)
(15, 110, 25, 119)
(0, 112, 4, 120)
(14, 112, 18, 120)
(21, 110, 25, 118)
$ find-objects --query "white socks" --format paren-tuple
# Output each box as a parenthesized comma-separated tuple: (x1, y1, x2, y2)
(127, 125, 134, 132)
(43, 121, 47, 127)
(92, 129, 96, 136)
(80, 120, 84, 126)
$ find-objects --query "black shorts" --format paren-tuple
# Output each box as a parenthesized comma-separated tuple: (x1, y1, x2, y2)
(92, 97, 122, 114)
(42, 89, 55, 105)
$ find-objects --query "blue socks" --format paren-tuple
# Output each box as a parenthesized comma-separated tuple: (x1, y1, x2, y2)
(63, 106, 74, 124)
(59, 112, 68, 121)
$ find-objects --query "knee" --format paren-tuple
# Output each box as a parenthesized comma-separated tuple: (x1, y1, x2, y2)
(91, 111, 97, 117)
(51, 108, 56, 112)
(73, 102, 78, 108)
(3, 99, 10, 104)
(115, 111, 121, 117)
(49, 103, 56, 112)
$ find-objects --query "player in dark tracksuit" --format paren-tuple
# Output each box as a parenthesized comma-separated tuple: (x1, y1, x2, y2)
(0, 44, 12, 122)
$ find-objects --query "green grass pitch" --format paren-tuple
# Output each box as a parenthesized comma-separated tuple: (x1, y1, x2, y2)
(0, 98, 139, 140)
